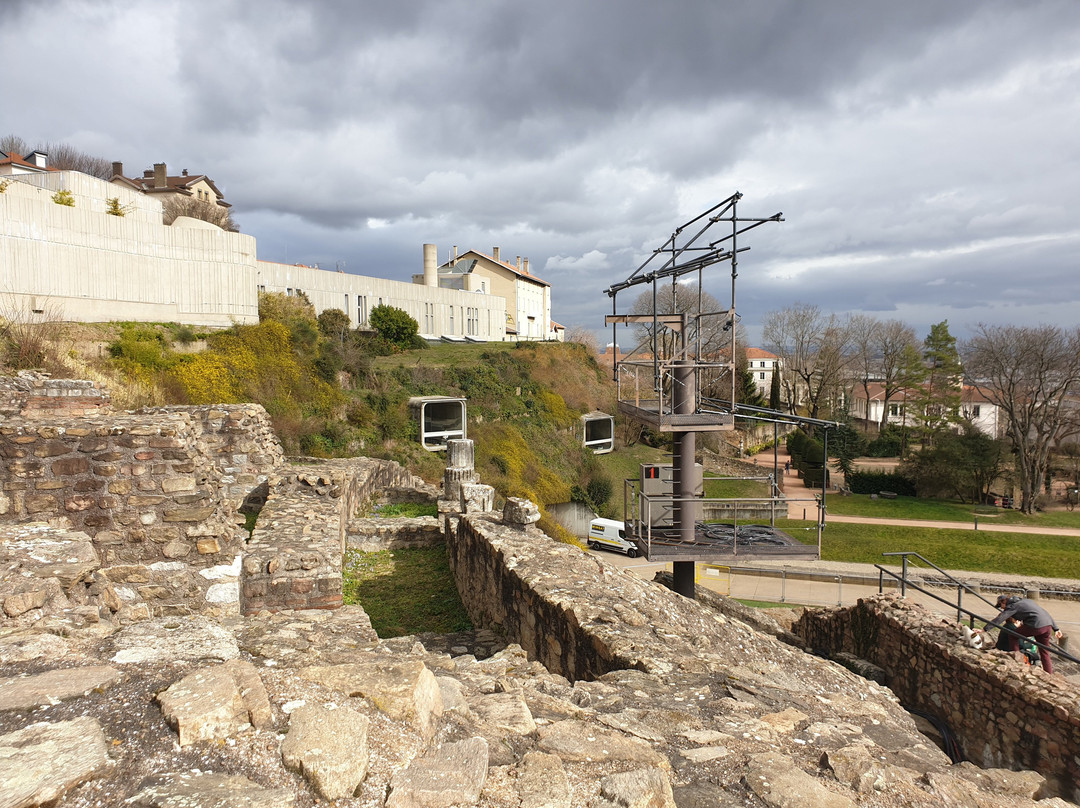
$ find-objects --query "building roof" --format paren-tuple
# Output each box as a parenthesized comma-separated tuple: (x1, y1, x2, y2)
(443, 249, 550, 287)
(0, 150, 58, 173)
(745, 347, 778, 360)
(111, 163, 230, 207)
(850, 383, 996, 405)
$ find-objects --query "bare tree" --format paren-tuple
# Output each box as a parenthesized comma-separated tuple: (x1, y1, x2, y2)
(627, 282, 729, 359)
(963, 324, 1080, 514)
(35, 140, 112, 179)
(846, 313, 881, 431)
(762, 303, 853, 420)
(163, 196, 240, 232)
(565, 326, 598, 356)
(877, 319, 919, 432)
(0, 134, 28, 155)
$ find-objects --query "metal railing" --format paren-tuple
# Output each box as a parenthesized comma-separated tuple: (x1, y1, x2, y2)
(876, 551, 1080, 667)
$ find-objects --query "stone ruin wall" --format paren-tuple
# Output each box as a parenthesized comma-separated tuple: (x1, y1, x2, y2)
(240, 458, 434, 615)
(0, 379, 284, 617)
(795, 595, 1080, 801)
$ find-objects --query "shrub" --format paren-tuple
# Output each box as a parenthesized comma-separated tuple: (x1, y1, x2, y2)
(369, 305, 419, 349)
(51, 189, 74, 206)
(846, 469, 917, 497)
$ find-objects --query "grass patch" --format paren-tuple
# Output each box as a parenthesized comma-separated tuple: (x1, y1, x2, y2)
(705, 478, 771, 498)
(342, 546, 472, 637)
(826, 492, 1080, 529)
(735, 598, 807, 609)
(372, 502, 438, 518)
(778, 518, 1080, 579)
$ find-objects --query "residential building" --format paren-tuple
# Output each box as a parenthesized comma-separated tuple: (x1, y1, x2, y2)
(745, 347, 780, 399)
(110, 161, 231, 213)
(849, 383, 1002, 438)
(0, 150, 56, 176)
(413, 244, 556, 341)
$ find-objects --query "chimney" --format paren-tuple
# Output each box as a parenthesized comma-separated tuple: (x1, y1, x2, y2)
(111, 161, 123, 177)
(452, 245, 459, 266)
(182, 168, 188, 176)
(153, 163, 167, 189)
(493, 247, 500, 261)
(516, 256, 521, 270)
(423, 243, 438, 288)
(143, 169, 153, 178)
(523, 258, 530, 275)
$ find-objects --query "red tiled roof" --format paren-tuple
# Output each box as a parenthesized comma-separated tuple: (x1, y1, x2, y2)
(0, 151, 59, 172)
(450, 250, 551, 287)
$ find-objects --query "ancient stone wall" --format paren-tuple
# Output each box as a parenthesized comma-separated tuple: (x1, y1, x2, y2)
(241, 458, 429, 614)
(0, 398, 284, 617)
(0, 374, 110, 419)
(795, 595, 1080, 801)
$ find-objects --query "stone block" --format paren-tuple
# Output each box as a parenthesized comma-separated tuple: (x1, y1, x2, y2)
(157, 659, 272, 746)
(503, 497, 541, 527)
(197, 538, 221, 554)
(25, 494, 58, 514)
(52, 456, 90, 476)
(281, 704, 370, 800)
(163, 506, 214, 522)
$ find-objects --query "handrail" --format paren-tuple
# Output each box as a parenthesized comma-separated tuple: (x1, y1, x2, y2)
(876, 558, 1080, 667)
(880, 550, 998, 610)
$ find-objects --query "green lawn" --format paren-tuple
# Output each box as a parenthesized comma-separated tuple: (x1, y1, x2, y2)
(778, 518, 1080, 580)
(825, 492, 1080, 529)
(342, 546, 472, 636)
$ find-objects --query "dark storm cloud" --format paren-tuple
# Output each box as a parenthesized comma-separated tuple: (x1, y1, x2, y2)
(4, 0, 1080, 342)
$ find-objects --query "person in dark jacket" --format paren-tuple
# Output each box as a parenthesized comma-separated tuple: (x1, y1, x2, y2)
(978, 595, 1063, 672)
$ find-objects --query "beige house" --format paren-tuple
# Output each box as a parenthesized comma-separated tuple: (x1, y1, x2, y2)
(745, 347, 780, 398)
(110, 161, 231, 212)
(414, 244, 557, 341)
(849, 383, 1002, 438)
(0, 150, 57, 176)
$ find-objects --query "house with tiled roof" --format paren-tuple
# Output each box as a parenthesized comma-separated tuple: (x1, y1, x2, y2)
(745, 347, 780, 399)
(414, 244, 555, 341)
(0, 150, 58, 175)
(849, 383, 1002, 437)
(109, 161, 231, 212)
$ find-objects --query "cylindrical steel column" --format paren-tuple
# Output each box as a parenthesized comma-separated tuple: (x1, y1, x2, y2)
(672, 360, 698, 598)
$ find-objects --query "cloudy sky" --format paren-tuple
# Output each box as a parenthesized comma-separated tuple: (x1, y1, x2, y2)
(4, 0, 1080, 345)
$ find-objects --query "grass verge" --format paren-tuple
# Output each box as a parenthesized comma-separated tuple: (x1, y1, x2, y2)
(825, 493, 1080, 529)
(778, 519, 1080, 580)
(342, 546, 472, 637)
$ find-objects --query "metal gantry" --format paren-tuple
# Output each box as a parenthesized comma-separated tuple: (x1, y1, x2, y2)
(603, 194, 836, 597)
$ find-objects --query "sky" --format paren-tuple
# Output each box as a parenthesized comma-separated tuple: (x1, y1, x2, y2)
(4, 0, 1080, 347)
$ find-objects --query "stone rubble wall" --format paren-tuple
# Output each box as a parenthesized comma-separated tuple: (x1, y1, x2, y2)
(0, 373, 110, 419)
(794, 595, 1080, 801)
(345, 516, 443, 552)
(241, 458, 430, 614)
(0, 398, 284, 617)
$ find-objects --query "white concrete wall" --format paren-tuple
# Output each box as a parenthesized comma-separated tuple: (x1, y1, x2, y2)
(0, 170, 509, 339)
(256, 261, 507, 340)
(0, 173, 259, 326)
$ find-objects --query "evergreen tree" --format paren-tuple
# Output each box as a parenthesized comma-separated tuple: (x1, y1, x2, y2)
(768, 364, 782, 411)
(905, 321, 963, 447)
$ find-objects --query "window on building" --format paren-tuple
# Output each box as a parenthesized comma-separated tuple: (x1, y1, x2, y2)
(759, 372, 765, 380)
(971, 405, 981, 418)
(344, 294, 349, 320)
(449, 306, 454, 333)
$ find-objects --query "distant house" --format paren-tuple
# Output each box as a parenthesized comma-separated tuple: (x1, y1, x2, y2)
(745, 347, 780, 398)
(0, 150, 57, 176)
(849, 383, 1002, 438)
(414, 244, 554, 341)
(110, 161, 231, 212)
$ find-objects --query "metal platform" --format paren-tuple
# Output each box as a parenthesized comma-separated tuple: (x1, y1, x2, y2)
(617, 400, 735, 432)
(634, 523, 819, 563)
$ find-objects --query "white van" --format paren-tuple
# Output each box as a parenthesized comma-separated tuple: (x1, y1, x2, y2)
(587, 518, 640, 558)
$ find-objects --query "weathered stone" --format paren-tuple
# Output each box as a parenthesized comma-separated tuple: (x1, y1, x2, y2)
(126, 772, 295, 807)
(162, 538, 192, 558)
(503, 496, 541, 527)
(537, 720, 668, 767)
(300, 659, 443, 738)
(110, 616, 240, 664)
(949, 761, 1046, 799)
(745, 752, 857, 808)
(460, 483, 495, 514)
(517, 751, 571, 808)
(157, 659, 272, 746)
(385, 737, 489, 808)
(281, 704, 370, 800)
(0, 665, 122, 711)
(51, 456, 90, 476)
(0, 717, 109, 807)
(470, 691, 537, 735)
(597, 767, 676, 808)
(196, 538, 221, 554)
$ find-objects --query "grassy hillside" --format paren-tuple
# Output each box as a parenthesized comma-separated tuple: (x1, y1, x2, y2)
(3, 297, 641, 544)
